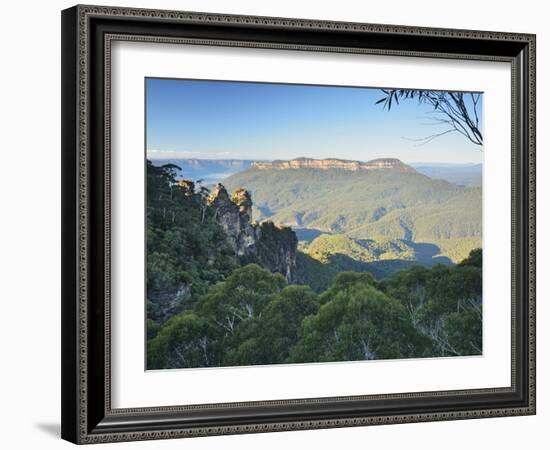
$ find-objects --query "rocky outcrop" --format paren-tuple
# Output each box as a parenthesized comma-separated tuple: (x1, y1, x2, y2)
(148, 282, 192, 323)
(208, 184, 259, 257)
(148, 183, 298, 323)
(208, 183, 298, 283)
(256, 222, 297, 283)
(252, 157, 416, 172)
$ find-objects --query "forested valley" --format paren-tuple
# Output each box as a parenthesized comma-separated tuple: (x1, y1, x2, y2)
(146, 161, 482, 369)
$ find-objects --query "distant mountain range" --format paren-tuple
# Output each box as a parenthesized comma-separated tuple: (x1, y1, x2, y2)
(149, 157, 481, 187)
(412, 163, 482, 187)
(221, 157, 481, 263)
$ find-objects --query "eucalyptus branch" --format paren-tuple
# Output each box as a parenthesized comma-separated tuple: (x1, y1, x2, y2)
(376, 89, 483, 146)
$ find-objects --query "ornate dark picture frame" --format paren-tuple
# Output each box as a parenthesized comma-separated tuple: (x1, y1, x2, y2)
(61, 4, 536, 444)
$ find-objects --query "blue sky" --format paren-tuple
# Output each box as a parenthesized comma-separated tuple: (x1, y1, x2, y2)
(146, 78, 483, 164)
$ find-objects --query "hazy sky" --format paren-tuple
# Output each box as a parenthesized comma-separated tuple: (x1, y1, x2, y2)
(146, 78, 483, 164)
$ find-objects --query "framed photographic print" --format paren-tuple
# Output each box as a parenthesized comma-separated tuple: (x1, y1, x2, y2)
(61, 5, 536, 444)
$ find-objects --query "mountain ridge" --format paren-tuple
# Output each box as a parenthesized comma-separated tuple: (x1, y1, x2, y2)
(223, 162, 481, 263)
(149, 157, 481, 186)
(251, 157, 415, 172)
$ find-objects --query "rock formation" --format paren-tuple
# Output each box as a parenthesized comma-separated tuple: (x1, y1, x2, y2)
(148, 282, 192, 323)
(256, 222, 297, 283)
(208, 183, 298, 283)
(208, 184, 259, 257)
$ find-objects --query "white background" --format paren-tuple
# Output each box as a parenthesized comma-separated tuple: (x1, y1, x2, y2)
(0, 0, 545, 449)
(112, 42, 511, 408)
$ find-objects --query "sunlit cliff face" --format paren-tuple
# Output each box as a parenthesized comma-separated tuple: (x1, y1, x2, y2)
(251, 157, 416, 172)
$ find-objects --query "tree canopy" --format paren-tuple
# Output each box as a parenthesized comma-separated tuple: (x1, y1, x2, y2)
(148, 251, 482, 369)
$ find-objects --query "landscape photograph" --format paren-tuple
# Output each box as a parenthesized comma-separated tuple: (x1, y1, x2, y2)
(145, 78, 483, 370)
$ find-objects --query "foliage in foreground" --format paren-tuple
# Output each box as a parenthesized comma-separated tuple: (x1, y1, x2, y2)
(146, 161, 239, 321)
(148, 250, 482, 369)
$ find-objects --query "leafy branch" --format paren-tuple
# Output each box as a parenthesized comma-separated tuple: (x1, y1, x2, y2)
(376, 89, 483, 146)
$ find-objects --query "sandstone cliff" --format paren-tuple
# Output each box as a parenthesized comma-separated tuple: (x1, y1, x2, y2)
(208, 184, 259, 257)
(251, 157, 415, 172)
(208, 183, 298, 283)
